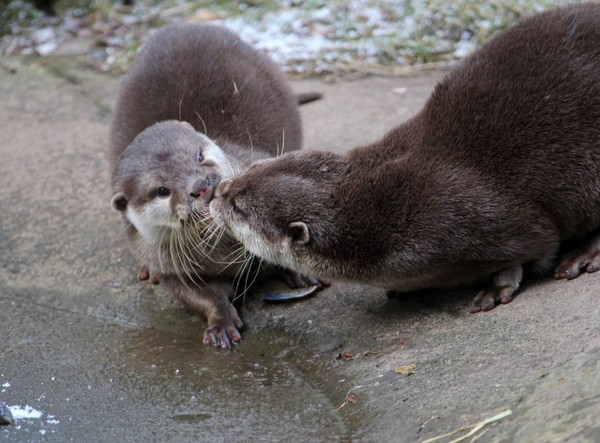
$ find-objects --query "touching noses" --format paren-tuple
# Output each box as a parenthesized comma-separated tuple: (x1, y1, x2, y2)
(190, 175, 221, 204)
(213, 178, 231, 200)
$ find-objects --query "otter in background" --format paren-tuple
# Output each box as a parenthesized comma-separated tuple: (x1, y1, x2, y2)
(110, 23, 321, 348)
(211, 4, 600, 312)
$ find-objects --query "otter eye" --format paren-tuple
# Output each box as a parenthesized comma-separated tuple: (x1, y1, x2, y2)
(197, 153, 204, 162)
(156, 187, 170, 198)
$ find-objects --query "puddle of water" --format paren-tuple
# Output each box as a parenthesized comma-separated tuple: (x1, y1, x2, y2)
(0, 296, 354, 442)
(110, 328, 352, 441)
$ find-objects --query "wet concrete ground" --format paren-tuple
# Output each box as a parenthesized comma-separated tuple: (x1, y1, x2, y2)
(1, 56, 599, 442)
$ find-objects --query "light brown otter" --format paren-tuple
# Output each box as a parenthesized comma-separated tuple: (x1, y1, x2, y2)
(110, 23, 321, 348)
(210, 4, 600, 312)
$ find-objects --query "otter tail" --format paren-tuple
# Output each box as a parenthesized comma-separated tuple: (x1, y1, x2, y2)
(296, 92, 322, 105)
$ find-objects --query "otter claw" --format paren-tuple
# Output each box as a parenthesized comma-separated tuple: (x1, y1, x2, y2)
(138, 264, 160, 284)
(138, 264, 150, 281)
(470, 286, 516, 313)
(555, 250, 600, 280)
(471, 265, 522, 313)
(203, 325, 241, 348)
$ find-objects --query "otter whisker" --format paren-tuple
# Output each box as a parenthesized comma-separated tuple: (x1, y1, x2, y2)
(180, 236, 207, 269)
(190, 225, 223, 257)
(221, 152, 241, 177)
(168, 231, 192, 289)
(217, 245, 249, 269)
(194, 110, 208, 135)
(184, 214, 225, 257)
(178, 90, 186, 122)
(171, 229, 206, 289)
(221, 244, 248, 261)
(199, 220, 224, 245)
(276, 127, 286, 157)
(232, 253, 252, 301)
(201, 223, 229, 256)
(227, 154, 243, 176)
(156, 225, 174, 276)
(233, 253, 261, 303)
(244, 123, 254, 162)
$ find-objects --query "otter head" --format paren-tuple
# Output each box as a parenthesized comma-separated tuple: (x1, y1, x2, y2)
(111, 120, 235, 245)
(209, 150, 347, 278)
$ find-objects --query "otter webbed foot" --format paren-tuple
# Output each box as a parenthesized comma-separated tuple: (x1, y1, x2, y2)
(470, 265, 523, 313)
(554, 235, 600, 280)
(202, 304, 244, 348)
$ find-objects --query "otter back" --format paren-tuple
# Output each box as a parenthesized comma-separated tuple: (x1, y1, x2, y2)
(210, 4, 600, 314)
(109, 23, 302, 171)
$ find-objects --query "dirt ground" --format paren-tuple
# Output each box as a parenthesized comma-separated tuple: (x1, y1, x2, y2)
(1, 55, 599, 442)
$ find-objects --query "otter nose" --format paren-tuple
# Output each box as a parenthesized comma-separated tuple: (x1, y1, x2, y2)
(190, 176, 220, 204)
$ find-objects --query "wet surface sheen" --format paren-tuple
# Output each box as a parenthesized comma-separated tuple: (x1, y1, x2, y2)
(0, 296, 351, 442)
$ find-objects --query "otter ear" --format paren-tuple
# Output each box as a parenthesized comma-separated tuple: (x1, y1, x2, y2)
(111, 192, 128, 212)
(288, 221, 310, 245)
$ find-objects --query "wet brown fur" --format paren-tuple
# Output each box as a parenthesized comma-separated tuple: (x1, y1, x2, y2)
(212, 4, 600, 312)
(110, 23, 314, 347)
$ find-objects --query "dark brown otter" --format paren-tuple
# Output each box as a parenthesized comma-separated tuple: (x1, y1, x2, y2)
(210, 4, 600, 312)
(110, 23, 320, 348)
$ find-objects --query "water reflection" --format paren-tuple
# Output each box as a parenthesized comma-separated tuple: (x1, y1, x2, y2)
(113, 328, 352, 441)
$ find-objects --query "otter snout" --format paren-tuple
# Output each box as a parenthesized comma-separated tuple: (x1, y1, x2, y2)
(190, 175, 221, 205)
(214, 178, 231, 200)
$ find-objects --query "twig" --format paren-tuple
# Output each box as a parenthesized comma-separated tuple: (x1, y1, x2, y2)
(422, 409, 512, 443)
(336, 387, 358, 411)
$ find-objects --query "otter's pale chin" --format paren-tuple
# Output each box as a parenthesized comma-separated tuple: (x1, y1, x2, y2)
(207, 199, 234, 238)
(207, 200, 223, 225)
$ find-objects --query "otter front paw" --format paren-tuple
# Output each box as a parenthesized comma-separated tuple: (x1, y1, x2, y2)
(202, 308, 244, 349)
(202, 324, 242, 348)
(138, 264, 160, 284)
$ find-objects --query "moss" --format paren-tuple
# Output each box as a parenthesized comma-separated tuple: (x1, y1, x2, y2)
(0, 0, 44, 35)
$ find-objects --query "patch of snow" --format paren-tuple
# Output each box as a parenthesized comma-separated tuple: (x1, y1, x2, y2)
(0, 0, 563, 75)
(31, 27, 54, 44)
(8, 405, 43, 420)
(453, 39, 476, 58)
(36, 41, 57, 55)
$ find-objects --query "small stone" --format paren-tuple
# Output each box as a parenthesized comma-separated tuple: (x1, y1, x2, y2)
(0, 402, 14, 426)
(36, 41, 58, 56)
(189, 10, 224, 22)
(32, 27, 54, 45)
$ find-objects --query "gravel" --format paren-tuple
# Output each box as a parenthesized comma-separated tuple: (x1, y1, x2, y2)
(1, 0, 565, 76)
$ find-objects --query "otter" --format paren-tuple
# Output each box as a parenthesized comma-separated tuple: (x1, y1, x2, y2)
(210, 4, 600, 313)
(110, 23, 321, 348)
